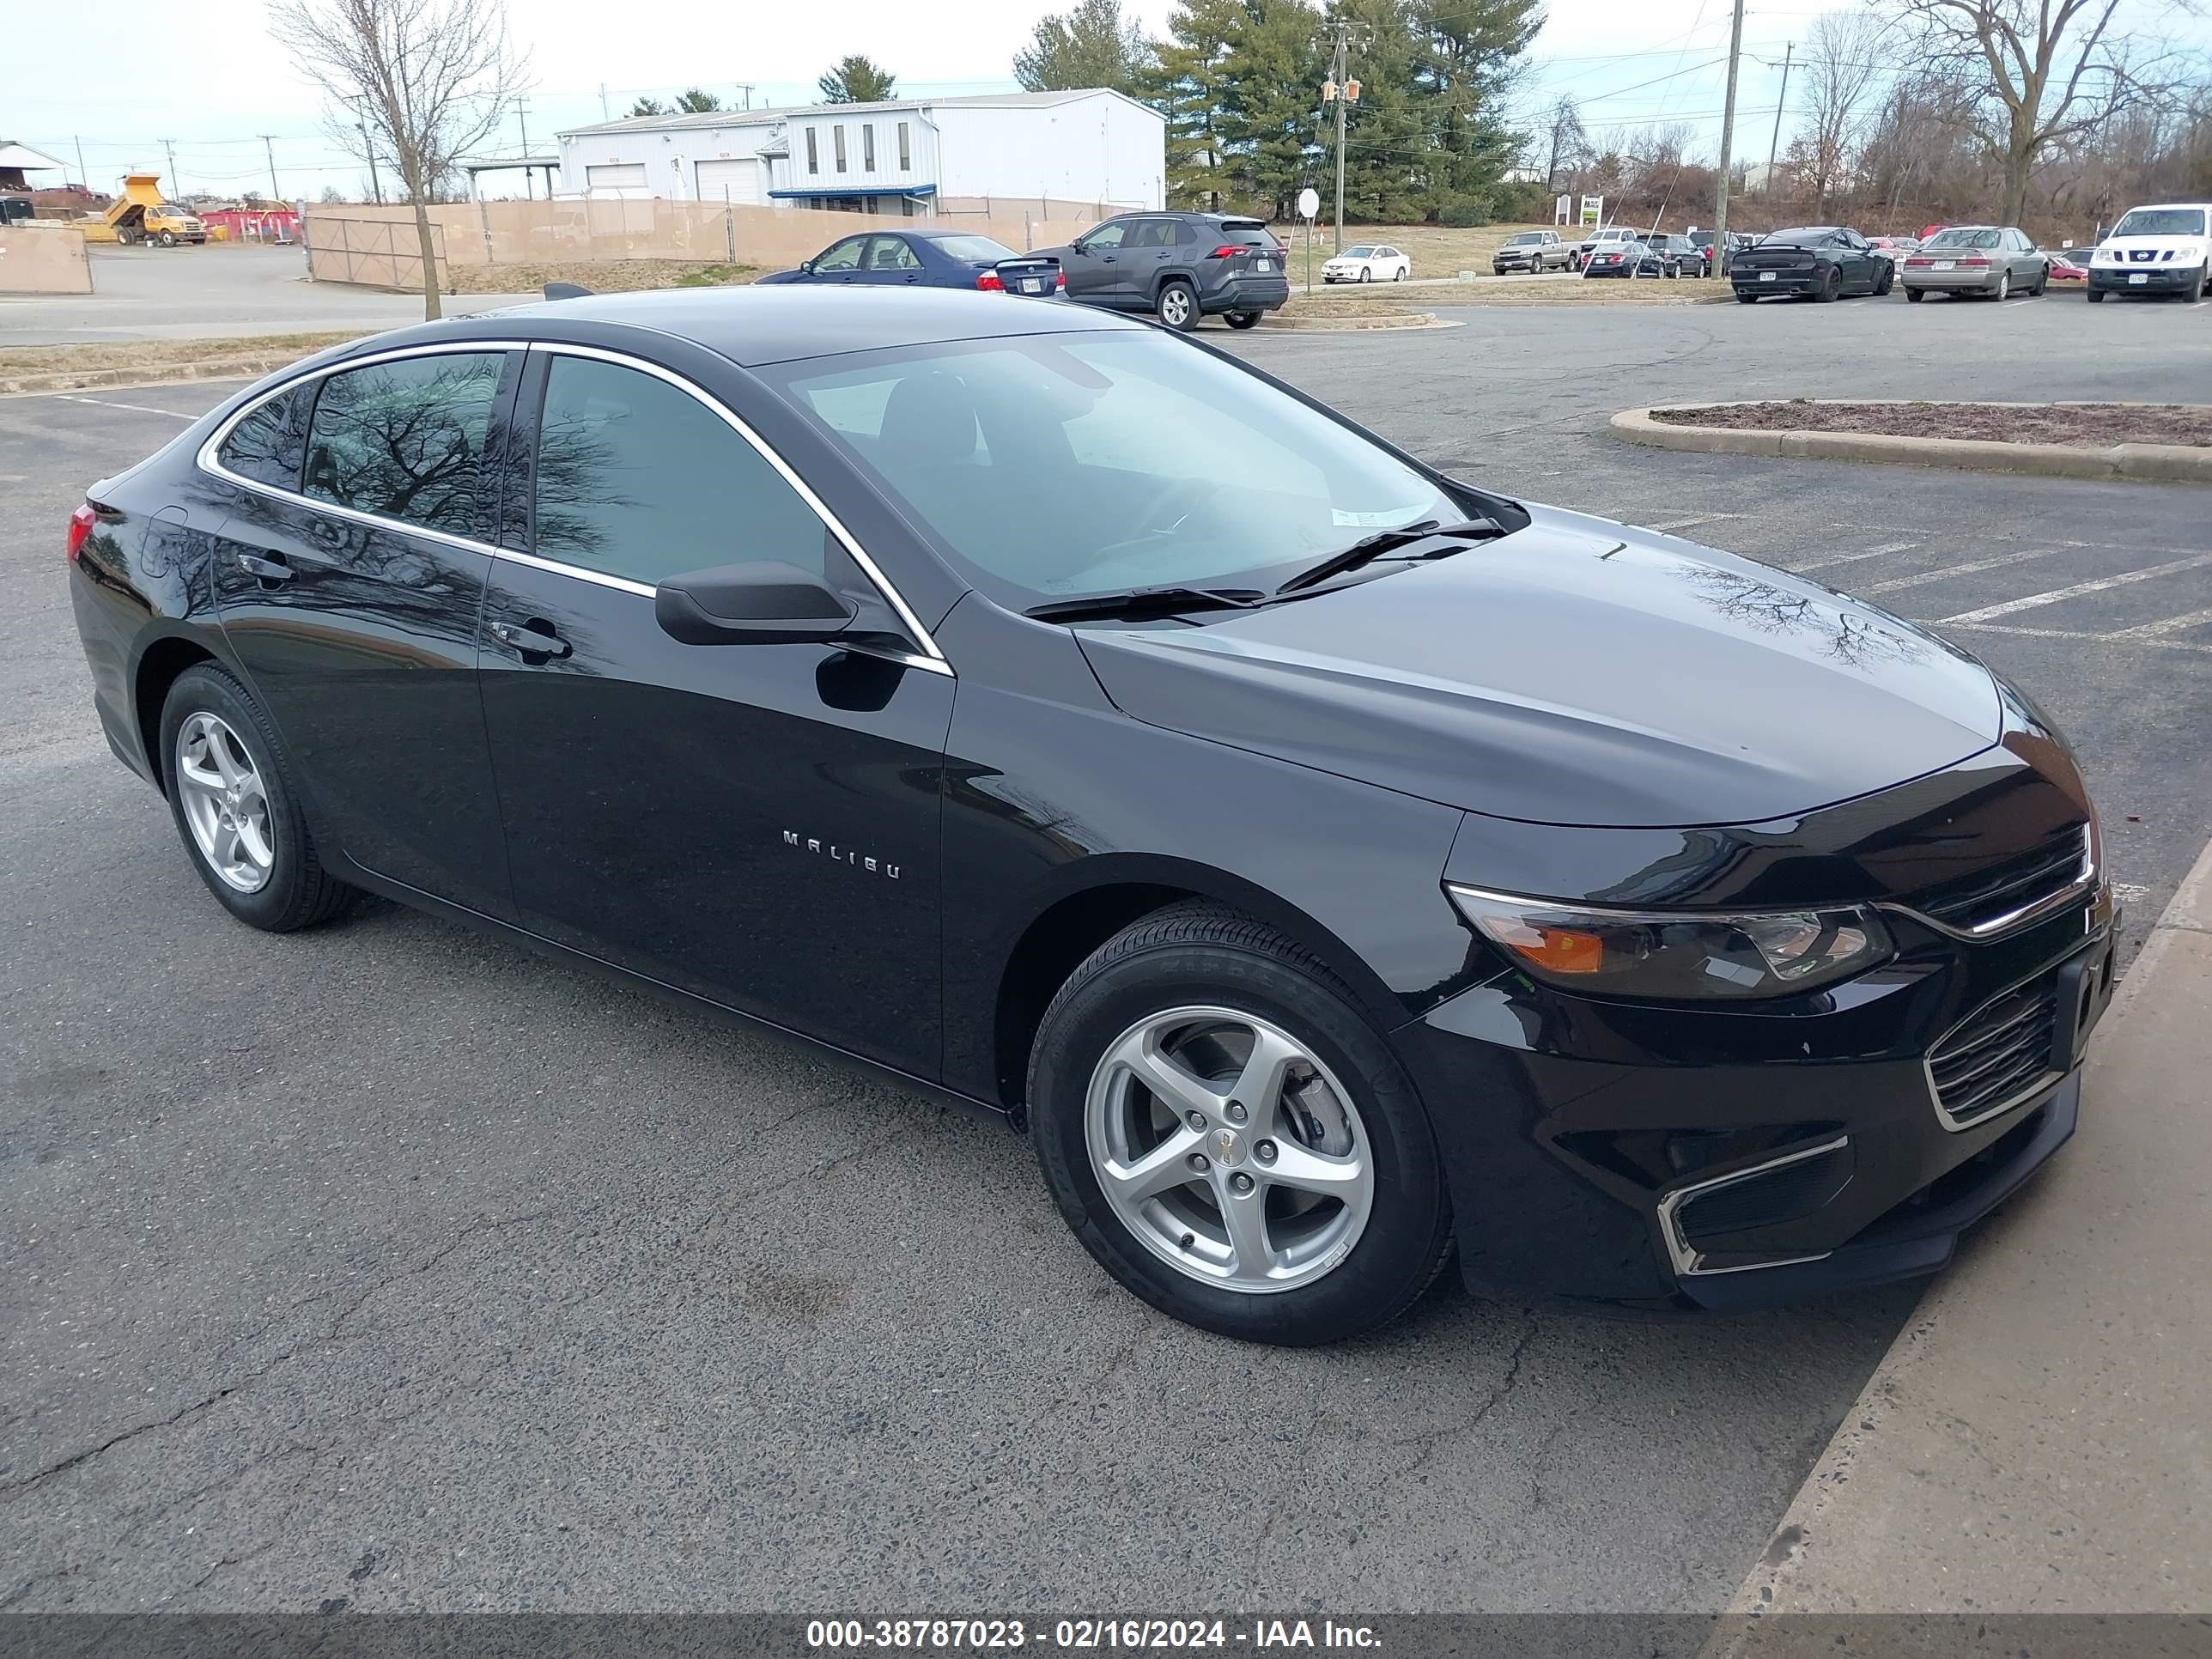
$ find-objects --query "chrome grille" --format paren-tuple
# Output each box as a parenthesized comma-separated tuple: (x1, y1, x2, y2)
(1927, 971, 2062, 1130)
(1904, 825, 2094, 938)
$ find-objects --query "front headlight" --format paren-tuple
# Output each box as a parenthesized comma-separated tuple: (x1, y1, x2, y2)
(1446, 886, 1893, 1000)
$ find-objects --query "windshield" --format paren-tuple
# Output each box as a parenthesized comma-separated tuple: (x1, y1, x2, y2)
(929, 234, 1020, 262)
(1925, 228, 1999, 249)
(766, 331, 1464, 610)
(1341, 245, 1377, 257)
(2112, 208, 2206, 238)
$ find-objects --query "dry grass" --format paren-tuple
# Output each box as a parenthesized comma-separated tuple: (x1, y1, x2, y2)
(435, 258, 760, 295)
(1279, 222, 1565, 277)
(0, 331, 368, 378)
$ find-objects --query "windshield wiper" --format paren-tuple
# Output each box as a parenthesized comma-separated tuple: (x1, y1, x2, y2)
(1274, 518, 1507, 594)
(1024, 586, 1267, 623)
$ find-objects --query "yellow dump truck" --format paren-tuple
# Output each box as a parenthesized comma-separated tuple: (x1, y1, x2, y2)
(100, 175, 208, 246)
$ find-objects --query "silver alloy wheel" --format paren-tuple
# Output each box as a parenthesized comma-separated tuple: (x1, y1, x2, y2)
(1084, 1005, 1375, 1294)
(174, 711, 275, 893)
(1996, 271, 2010, 300)
(1159, 286, 1193, 326)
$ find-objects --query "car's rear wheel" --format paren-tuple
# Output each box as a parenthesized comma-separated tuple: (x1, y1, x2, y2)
(160, 664, 355, 933)
(1813, 268, 1840, 302)
(1027, 902, 1453, 1346)
(1994, 271, 2011, 301)
(1392, 266, 1405, 281)
(1224, 311, 1261, 330)
(1155, 279, 1199, 331)
(1735, 290, 1758, 303)
(1906, 286, 1925, 302)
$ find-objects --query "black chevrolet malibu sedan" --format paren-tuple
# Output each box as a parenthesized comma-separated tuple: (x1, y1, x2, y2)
(67, 287, 2114, 1345)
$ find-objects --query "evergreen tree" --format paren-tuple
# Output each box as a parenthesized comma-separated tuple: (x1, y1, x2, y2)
(1151, 0, 1245, 209)
(674, 88, 723, 113)
(1218, 0, 1328, 220)
(627, 96, 668, 118)
(1015, 0, 1153, 94)
(818, 55, 897, 104)
(1412, 0, 1542, 213)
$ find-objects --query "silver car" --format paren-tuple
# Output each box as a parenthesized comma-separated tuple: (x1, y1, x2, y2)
(1902, 226, 2048, 301)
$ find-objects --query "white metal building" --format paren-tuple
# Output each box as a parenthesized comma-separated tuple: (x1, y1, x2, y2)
(554, 90, 1164, 216)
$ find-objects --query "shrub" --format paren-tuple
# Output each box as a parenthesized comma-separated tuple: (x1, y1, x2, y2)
(1437, 200, 1491, 228)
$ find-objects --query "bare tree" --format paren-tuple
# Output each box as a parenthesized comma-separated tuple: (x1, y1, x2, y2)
(270, 0, 526, 319)
(1542, 96, 1589, 191)
(1798, 10, 1887, 216)
(1894, 0, 2181, 224)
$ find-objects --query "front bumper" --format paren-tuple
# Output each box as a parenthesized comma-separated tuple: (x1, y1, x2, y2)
(1401, 897, 2116, 1309)
(2089, 264, 2198, 293)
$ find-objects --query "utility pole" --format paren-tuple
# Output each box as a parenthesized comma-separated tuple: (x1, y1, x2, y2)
(161, 137, 179, 194)
(73, 135, 88, 191)
(1322, 23, 1360, 255)
(1711, 0, 1747, 246)
(732, 82, 757, 111)
(515, 99, 532, 199)
(599, 83, 610, 121)
(360, 118, 383, 204)
(258, 135, 282, 203)
(1765, 44, 1792, 190)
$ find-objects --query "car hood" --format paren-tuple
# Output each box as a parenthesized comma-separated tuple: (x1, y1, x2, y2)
(1073, 506, 2003, 829)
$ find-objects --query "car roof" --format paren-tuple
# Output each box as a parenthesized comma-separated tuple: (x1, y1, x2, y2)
(384, 285, 1146, 368)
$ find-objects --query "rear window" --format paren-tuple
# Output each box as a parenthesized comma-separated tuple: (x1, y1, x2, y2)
(1925, 228, 2000, 249)
(928, 234, 1019, 263)
(1214, 223, 1279, 248)
(1762, 228, 1834, 246)
(2111, 207, 2207, 238)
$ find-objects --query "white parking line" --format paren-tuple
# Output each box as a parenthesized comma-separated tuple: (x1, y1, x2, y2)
(1645, 513, 1749, 532)
(57, 395, 198, 420)
(1792, 540, 1919, 572)
(1938, 554, 2212, 623)
(1941, 620, 2212, 655)
(2106, 606, 2212, 640)
(1863, 548, 2058, 593)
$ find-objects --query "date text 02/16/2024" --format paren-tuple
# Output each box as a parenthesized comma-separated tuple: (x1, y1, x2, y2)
(805, 1620, 1383, 1649)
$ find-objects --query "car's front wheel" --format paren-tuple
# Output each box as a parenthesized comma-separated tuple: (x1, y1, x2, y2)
(1028, 902, 1453, 1346)
(160, 664, 355, 932)
(1155, 279, 1199, 331)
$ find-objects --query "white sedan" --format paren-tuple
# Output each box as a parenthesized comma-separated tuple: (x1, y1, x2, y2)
(1321, 244, 1413, 283)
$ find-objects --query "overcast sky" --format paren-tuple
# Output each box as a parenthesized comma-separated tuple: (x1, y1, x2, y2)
(3, 0, 2184, 200)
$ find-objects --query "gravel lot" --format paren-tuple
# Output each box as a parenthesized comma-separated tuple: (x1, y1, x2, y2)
(5, 289, 2209, 1614)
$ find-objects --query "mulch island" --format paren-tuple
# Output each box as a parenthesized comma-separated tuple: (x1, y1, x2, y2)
(1654, 400, 2212, 449)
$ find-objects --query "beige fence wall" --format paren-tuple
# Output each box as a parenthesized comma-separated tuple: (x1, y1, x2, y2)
(304, 199, 1101, 289)
(0, 226, 93, 294)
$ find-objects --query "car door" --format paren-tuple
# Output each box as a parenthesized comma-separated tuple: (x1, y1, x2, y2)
(475, 343, 956, 1073)
(1120, 218, 1177, 302)
(805, 234, 871, 284)
(1060, 219, 1132, 305)
(206, 346, 520, 918)
(856, 233, 924, 287)
(2010, 229, 2041, 285)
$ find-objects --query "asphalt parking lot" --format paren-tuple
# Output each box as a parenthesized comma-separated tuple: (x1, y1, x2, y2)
(5, 293, 2209, 1613)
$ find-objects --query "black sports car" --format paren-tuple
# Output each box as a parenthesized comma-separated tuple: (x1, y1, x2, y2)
(1731, 226, 1896, 301)
(66, 287, 2112, 1345)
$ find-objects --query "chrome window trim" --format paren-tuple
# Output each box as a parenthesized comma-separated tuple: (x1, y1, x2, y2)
(193, 336, 952, 678)
(1656, 1135, 1850, 1278)
(524, 341, 951, 675)
(1878, 826, 2096, 942)
(195, 338, 534, 562)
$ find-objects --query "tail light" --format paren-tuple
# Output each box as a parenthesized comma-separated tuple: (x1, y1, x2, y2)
(976, 270, 1004, 291)
(67, 501, 97, 563)
(1208, 245, 1265, 259)
(1904, 257, 1930, 267)
(1054, 269, 1066, 290)
(1956, 256, 1990, 266)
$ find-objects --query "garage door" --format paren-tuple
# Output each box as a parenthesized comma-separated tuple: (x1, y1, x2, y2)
(584, 163, 647, 189)
(694, 159, 762, 205)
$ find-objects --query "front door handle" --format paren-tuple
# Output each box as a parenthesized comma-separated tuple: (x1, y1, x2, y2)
(489, 619, 571, 660)
(235, 550, 293, 583)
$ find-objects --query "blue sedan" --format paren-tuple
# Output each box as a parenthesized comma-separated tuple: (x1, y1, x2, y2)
(757, 228, 1063, 296)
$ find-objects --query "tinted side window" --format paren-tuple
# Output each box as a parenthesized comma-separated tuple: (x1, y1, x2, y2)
(218, 383, 309, 490)
(1080, 222, 1129, 251)
(302, 353, 504, 538)
(532, 356, 828, 588)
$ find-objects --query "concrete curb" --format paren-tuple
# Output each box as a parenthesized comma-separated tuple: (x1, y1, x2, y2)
(1613, 401, 2212, 483)
(1711, 830, 2212, 1631)
(1264, 311, 1444, 331)
(0, 354, 313, 398)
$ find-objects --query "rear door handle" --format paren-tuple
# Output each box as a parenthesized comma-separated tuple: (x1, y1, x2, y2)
(235, 550, 293, 583)
(489, 619, 571, 659)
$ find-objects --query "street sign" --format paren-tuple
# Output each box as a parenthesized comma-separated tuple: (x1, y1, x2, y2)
(1580, 193, 1604, 227)
(1297, 187, 1321, 220)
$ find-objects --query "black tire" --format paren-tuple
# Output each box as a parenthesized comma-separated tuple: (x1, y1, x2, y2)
(2087, 289, 2106, 302)
(1874, 264, 1894, 296)
(1155, 278, 1200, 331)
(159, 664, 355, 933)
(2185, 266, 2206, 303)
(1358, 266, 1373, 283)
(1027, 901, 1454, 1346)
(1735, 290, 1759, 303)
(1812, 267, 1840, 302)
(157, 229, 178, 248)
(1906, 286, 1925, 302)
(1224, 310, 1261, 330)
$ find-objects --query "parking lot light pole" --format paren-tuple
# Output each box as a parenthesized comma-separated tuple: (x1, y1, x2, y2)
(1712, 0, 1747, 246)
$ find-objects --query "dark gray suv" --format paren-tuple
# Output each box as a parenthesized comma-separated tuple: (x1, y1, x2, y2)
(1036, 212, 1291, 331)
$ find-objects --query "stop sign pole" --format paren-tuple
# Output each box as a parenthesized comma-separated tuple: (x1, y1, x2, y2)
(1298, 186, 1321, 295)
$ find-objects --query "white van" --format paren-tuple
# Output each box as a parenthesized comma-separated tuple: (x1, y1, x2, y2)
(2087, 202, 2210, 302)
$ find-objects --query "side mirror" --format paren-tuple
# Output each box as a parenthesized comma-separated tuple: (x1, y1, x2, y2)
(799, 258, 815, 274)
(655, 561, 856, 647)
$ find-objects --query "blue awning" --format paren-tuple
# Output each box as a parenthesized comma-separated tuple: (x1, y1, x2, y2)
(768, 184, 938, 199)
